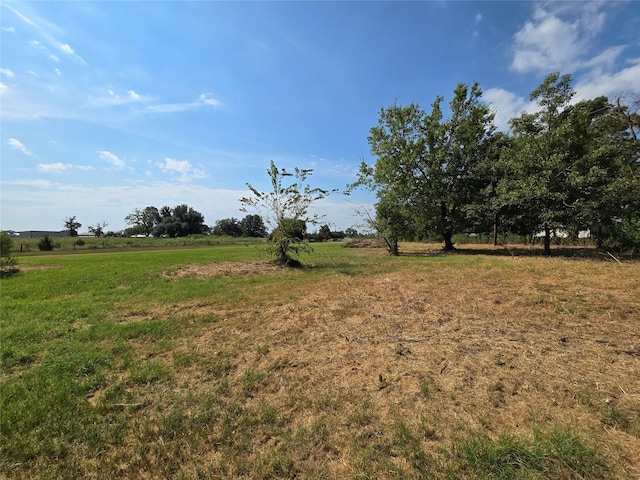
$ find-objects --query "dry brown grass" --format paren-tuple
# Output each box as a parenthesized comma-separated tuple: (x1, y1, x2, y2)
(92, 244, 640, 477)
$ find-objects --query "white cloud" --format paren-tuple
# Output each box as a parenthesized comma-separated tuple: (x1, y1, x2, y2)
(37, 162, 72, 172)
(574, 59, 640, 102)
(511, 7, 584, 74)
(582, 45, 626, 72)
(157, 157, 207, 182)
(5, 4, 85, 64)
(8, 138, 33, 155)
(90, 89, 151, 107)
(77, 165, 96, 171)
(0, 68, 15, 78)
(29, 39, 60, 62)
(60, 43, 74, 54)
(199, 94, 221, 107)
(483, 88, 536, 132)
(98, 150, 126, 170)
(54, 67, 61, 76)
(475, 13, 483, 23)
(60, 42, 86, 64)
(2, 27, 16, 33)
(0, 82, 7, 94)
(147, 94, 222, 113)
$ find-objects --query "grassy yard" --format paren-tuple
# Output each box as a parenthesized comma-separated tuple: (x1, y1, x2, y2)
(1, 242, 639, 479)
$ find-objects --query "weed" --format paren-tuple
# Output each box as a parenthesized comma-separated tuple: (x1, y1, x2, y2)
(418, 375, 441, 399)
(129, 360, 171, 385)
(241, 367, 266, 395)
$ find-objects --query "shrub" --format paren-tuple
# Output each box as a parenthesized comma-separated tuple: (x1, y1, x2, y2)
(0, 232, 16, 267)
(38, 235, 55, 251)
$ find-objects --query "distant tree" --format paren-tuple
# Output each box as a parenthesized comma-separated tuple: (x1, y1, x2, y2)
(241, 160, 333, 265)
(153, 204, 208, 237)
(64, 216, 81, 237)
(239, 214, 267, 238)
(212, 218, 243, 237)
(125, 206, 160, 236)
(318, 224, 332, 241)
(0, 232, 16, 267)
(345, 227, 358, 237)
(88, 221, 108, 238)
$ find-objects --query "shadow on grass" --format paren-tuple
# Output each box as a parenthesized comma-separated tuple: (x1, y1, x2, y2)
(400, 245, 639, 262)
(0, 267, 20, 278)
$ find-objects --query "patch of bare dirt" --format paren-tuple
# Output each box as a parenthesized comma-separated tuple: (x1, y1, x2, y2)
(162, 261, 284, 279)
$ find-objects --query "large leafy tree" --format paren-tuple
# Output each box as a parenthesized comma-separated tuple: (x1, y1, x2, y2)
(241, 161, 332, 265)
(362, 83, 495, 252)
(565, 96, 640, 248)
(499, 73, 576, 255)
(501, 73, 640, 253)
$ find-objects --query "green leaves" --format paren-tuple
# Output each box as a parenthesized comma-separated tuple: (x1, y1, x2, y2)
(364, 83, 496, 251)
(241, 160, 333, 264)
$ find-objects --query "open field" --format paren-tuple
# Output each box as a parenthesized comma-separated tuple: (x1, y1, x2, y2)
(1, 243, 639, 479)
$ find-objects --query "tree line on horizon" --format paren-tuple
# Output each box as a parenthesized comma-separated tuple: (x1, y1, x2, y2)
(351, 72, 640, 255)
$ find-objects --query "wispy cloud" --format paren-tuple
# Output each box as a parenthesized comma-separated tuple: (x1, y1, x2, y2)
(574, 58, 640, 102)
(29, 39, 59, 62)
(0, 68, 15, 78)
(157, 157, 207, 182)
(37, 162, 72, 173)
(59, 42, 86, 64)
(5, 3, 85, 64)
(98, 150, 126, 170)
(147, 94, 221, 113)
(0, 83, 7, 94)
(8, 138, 33, 155)
(2, 26, 16, 33)
(89, 89, 151, 107)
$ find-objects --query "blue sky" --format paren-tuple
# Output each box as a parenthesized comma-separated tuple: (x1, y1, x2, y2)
(1, 1, 639, 233)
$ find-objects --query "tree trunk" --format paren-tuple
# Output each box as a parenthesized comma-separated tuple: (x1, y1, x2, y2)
(493, 212, 499, 246)
(596, 224, 603, 249)
(543, 224, 551, 256)
(384, 236, 399, 256)
(443, 229, 455, 251)
(441, 202, 455, 251)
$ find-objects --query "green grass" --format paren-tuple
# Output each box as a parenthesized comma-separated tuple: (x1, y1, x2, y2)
(452, 427, 609, 479)
(0, 242, 632, 479)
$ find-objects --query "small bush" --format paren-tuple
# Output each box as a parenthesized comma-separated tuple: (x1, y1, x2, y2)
(38, 235, 55, 251)
(0, 232, 17, 267)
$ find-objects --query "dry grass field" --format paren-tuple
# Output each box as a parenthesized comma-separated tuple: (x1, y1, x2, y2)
(2, 242, 639, 479)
